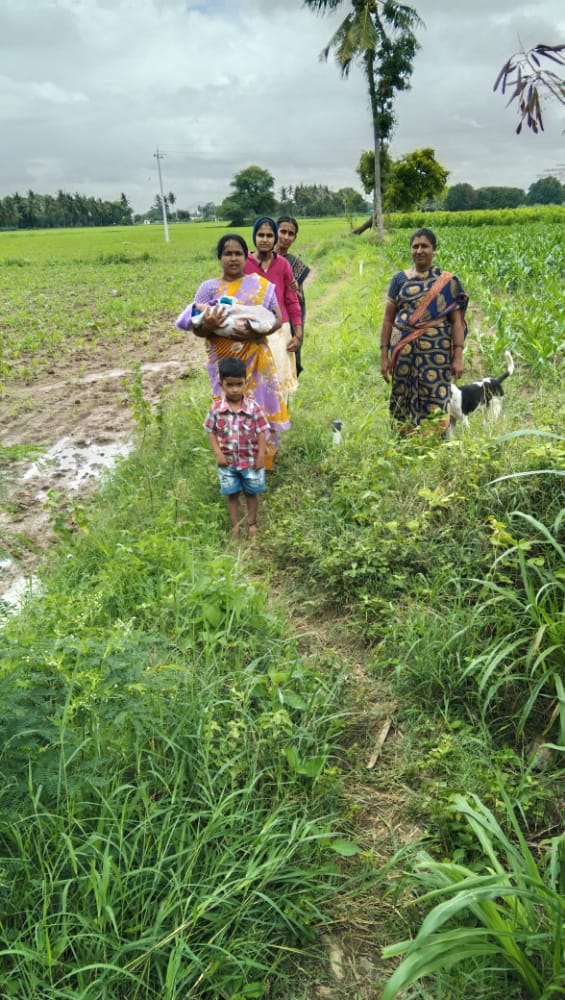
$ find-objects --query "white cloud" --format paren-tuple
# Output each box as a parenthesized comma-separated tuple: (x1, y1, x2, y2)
(29, 82, 88, 104)
(1, 0, 564, 212)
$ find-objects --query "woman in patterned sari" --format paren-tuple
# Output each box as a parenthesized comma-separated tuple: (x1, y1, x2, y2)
(379, 228, 468, 434)
(276, 215, 310, 377)
(175, 233, 289, 470)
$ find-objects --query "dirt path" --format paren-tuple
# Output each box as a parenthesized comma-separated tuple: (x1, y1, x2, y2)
(0, 330, 205, 609)
(0, 269, 414, 998)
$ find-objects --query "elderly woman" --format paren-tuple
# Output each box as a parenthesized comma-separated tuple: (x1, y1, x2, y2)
(175, 232, 289, 470)
(379, 228, 468, 434)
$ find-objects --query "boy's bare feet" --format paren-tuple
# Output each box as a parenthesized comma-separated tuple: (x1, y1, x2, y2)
(231, 525, 241, 540)
(248, 523, 258, 539)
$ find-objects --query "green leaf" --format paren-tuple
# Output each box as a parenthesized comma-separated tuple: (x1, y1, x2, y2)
(328, 839, 360, 857)
(202, 603, 222, 627)
(281, 690, 308, 711)
(284, 746, 300, 771)
(296, 755, 327, 777)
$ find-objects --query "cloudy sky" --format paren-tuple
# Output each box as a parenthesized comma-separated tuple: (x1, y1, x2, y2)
(1, 0, 564, 214)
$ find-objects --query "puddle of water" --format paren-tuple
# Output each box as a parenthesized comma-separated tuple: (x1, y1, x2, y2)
(33, 360, 183, 392)
(22, 436, 133, 492)
(71, 360, 182, 386)
(0, 566, 40, 619)
(1, 435, 133, 619)
(1, 357, 185, 616)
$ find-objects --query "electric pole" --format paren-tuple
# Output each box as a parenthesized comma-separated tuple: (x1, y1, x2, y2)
(153, 147, 170, 243)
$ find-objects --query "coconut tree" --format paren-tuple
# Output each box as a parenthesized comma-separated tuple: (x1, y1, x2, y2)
(166, 191, 176, 220)
(304, 0, 422, 240)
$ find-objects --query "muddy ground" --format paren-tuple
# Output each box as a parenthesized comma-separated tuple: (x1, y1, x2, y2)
(0, 328, 205, 610)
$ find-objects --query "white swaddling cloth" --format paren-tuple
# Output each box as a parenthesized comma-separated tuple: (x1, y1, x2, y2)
(191, 295, 274, 336)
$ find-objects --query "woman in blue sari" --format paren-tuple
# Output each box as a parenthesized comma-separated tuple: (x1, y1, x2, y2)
(379, 228, 468, 434)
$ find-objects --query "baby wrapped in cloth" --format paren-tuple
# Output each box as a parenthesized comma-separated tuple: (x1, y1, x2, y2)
(192, 295, 274, 336)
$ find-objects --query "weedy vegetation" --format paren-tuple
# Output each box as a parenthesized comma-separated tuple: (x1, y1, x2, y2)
(0, 215, 563, 998)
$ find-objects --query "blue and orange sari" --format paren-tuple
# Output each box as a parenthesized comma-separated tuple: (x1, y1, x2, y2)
(387, 267, 468, 428)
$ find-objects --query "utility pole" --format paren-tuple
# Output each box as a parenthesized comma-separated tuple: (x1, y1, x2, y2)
(153, 147, 170, 243)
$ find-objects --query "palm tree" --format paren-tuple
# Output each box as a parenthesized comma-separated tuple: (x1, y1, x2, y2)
(304, 0, 422, 240)
(24, 189, 40, 229)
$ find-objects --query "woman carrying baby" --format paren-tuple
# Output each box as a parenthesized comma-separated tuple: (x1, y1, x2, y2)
(175, 233, 289, 470)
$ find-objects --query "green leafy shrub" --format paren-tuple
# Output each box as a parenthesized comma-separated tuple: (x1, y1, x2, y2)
(382, 792, 565, 1000)
(463, 508, 565, 742)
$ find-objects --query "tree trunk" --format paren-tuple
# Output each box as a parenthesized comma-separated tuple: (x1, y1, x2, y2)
(352, 216, 374, 235)
(366, 51, 385, 242)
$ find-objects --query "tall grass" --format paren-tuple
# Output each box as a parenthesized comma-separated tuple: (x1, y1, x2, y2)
(1, 221, 564, 998)
(388, 204, 565, 229)
(0, 675, 346, 998)
(463, 507, 565, 743)
(382, 792, 565, 1000)
(0, 386, 360, 998)
(260, 229, 565, 994)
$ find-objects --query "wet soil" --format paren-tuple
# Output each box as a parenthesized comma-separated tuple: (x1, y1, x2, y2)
(0, 329, 205, 609)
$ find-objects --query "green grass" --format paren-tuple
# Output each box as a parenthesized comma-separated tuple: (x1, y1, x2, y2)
(0, 218, 352, 383)
(1, 216, 564, 998)
(382, 792, 565, 1000)
(0, 354, 363, 998)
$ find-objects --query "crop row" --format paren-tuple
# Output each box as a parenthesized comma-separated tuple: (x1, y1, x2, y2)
(382, 222, 565, 373)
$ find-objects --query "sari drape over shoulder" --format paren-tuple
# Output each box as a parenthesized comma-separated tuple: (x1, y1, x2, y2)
(176, 272, 289, 469)
(387, 267, 468, 427)
(286, 252, 310, 378)
(286, 252, 310, 318)
(389, 266, 468, 346)
(244, 254, 300, 401)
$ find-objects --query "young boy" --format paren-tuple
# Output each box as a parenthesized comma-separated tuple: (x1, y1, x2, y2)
(204, 356, 269, 539)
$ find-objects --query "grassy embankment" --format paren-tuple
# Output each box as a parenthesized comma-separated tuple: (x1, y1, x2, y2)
(0, 214, 563, 999)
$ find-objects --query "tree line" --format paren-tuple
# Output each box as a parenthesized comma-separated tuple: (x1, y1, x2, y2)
(217, 161, 564, 230)
(2, 167, 562, 234)
(0, 190, 134, 230)
(136, 178, 370, 227)
(444, 177, 565, 211)
(217, 166, 370, 226)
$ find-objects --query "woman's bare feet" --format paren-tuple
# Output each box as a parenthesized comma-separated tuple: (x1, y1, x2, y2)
(248, 523, 258, 539)
(231, 525, 241, 540)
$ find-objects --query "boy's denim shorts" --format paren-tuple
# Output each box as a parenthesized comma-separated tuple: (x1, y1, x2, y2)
(218, 465, 266, 496)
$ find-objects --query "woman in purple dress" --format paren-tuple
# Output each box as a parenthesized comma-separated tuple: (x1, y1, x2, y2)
(176, 233, 289, 469)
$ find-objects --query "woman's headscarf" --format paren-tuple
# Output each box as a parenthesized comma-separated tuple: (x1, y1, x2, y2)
(252, 216, 278, 245)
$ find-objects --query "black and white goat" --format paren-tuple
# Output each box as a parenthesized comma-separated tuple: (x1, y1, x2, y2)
(449, 350, 514, 436)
